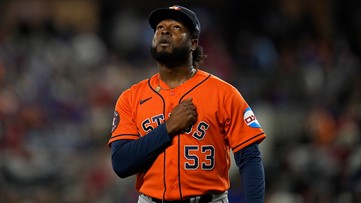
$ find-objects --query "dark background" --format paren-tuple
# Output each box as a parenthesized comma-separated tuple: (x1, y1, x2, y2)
(0, 0, 360, 202)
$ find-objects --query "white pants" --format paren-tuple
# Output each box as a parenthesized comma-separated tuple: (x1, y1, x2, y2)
(137, 191, 229, 203)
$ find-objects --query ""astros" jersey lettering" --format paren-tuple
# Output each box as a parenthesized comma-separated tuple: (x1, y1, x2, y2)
(108, 69, 266, 200)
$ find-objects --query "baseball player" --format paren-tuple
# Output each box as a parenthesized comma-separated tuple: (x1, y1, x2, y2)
(109, 5, 266, 203)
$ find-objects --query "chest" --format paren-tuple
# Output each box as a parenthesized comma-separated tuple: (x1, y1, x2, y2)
(134, 87, 224, 137)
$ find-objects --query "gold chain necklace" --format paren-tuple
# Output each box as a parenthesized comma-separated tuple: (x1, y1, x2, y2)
(156, 67, 196, 92)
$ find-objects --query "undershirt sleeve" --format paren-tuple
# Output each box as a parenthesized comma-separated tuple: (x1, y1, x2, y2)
(111, 123, 171, 178)
(234, 143, 265, 203)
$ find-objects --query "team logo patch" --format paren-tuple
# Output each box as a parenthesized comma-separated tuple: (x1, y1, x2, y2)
(243, 107, 261, 128)
(111, 111, 120, 132)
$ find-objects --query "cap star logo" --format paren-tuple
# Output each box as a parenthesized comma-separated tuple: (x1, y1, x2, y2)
(169, 5, 182, 10)
(195, 24, 200, 32)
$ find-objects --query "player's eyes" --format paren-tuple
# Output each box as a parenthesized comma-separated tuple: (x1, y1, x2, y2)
(155, 24, 181, 32)
(156, 25, 164, 30)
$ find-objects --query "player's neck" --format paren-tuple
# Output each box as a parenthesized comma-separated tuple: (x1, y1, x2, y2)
(159, 65, 196, 89)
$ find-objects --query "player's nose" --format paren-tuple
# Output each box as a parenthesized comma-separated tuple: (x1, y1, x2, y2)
(161, 28, 171, 36)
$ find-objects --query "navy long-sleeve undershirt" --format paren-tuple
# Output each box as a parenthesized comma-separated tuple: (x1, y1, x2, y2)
(111, 123, 171, 178)
(234, 142, 265, 203)
(111, 123, 265, 202)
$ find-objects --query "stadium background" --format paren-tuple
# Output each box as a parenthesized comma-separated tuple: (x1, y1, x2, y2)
(0, 0, 360, 202)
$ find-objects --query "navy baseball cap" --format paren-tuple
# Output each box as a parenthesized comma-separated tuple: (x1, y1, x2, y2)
(149, 5, 201, 38)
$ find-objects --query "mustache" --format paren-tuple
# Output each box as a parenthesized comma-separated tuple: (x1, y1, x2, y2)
(159, 38, 171, 44)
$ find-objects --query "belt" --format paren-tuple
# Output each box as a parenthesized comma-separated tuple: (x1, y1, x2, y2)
(147, 194, 213, 203)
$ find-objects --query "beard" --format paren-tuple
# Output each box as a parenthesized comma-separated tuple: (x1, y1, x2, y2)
(151, 44, 190, 68)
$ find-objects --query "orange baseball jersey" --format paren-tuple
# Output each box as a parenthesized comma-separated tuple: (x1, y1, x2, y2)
(108, 69, 266, 200)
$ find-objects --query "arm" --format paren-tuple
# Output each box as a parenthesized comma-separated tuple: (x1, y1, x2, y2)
(111, 123, 171, 178)
(111, 98, 197, 178)
(234, 143, 265, 203)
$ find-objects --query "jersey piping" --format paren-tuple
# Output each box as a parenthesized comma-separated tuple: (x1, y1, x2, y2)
(148, 77, 169, 199)
(177, 73, 211, 199)
(179, 72, 211, 102)
(232, 132, 265, 152)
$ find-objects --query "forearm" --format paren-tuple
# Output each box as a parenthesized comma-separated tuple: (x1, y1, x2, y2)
(234, 143, 265, 203)
(111, 123, 171, 178)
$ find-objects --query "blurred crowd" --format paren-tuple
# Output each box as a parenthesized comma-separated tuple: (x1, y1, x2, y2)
(0, 0, 360, 203)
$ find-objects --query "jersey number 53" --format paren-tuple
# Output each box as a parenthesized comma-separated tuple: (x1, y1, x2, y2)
(184, 145, 215, 170)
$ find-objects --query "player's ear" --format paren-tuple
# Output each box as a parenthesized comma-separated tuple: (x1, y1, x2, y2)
(191, 39, 198, 51)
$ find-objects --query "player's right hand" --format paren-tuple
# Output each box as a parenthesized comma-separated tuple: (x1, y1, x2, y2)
(165, 98, 197, 137)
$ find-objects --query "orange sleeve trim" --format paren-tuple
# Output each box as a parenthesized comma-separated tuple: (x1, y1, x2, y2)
(232, 132, 266, 153)
(108, 134, 139, 146)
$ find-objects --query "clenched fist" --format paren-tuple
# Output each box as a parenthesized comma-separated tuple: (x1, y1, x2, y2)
(165, 98, 197, 136)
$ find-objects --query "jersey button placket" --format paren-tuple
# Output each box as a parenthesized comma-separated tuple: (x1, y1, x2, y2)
(170, 90, 175, 96)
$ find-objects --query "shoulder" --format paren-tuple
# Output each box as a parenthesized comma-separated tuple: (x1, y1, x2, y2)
(128, 78, 150, 92)
(196, 70, 246, 106)
(124, 72, 158, 93)
(198, 69, 239, 93)
(117, 75, 155, 101)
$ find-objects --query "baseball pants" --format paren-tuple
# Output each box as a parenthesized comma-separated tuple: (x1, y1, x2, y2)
(138, 191, 229, 203)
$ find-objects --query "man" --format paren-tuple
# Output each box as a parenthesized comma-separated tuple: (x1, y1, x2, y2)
(109, 5, 266, 203)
